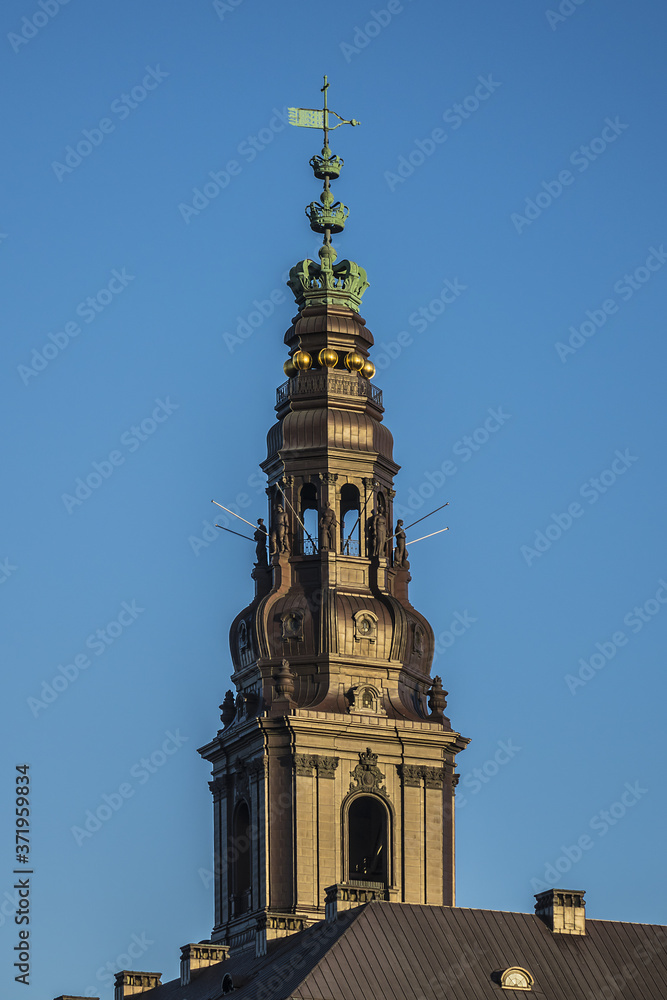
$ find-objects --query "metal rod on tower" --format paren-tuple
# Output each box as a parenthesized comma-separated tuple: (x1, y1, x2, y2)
(215, 524, 255, 542)
(386, 502, 450, 543)
(275, 483, 319, 552)
(406, 527, 449, 545)
(211, 500, 268, 534)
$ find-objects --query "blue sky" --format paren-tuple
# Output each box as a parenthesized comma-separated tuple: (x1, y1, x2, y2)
(2, 0, 667, 996)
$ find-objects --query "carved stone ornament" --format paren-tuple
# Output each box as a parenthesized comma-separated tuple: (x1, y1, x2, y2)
(413, 622, 425, 655)
(281, 610, 304, 642)
(350, 747, 386, 795)
(399, 764, 423, 787)
(317, 472, 339, 484)
(428, 676, 448, 717)
(423, 766, 445, 789)
(294, 754, 339, 778)
(273, 659, 295, 700)
(233, 769, 249, 802)
(238, 620, 248, 653)
(398, 764, 445, 789)
(353, 611, 377, 643)
(208, 776, 228, 801)
(219, 690, 235, 728)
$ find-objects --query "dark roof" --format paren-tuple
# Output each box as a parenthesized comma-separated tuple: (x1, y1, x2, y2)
(140, 902, 667, 1000)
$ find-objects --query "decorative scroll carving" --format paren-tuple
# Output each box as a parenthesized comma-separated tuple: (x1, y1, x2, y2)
(294, 754, 315, 777)
(208, 777, 228, 801)
(315, 755, 339, 779)
(423, 767, 445, 789)
(294, 754, 339, 778)
(350, 747, 386, 795)
(398, 764, 446, 789)
(317, 472, 339, 484)
(399, 765, 423, 787)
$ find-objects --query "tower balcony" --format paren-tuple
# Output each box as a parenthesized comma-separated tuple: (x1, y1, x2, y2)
(276, 370, 383, 410)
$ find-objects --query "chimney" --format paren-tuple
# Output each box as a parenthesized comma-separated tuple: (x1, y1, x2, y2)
(114, 971, 162, 999)
(180, 942, 230, 986)
(534, 888, 586, 935)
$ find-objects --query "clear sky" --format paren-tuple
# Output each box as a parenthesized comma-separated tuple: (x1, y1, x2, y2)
(2, 0, 667, 996)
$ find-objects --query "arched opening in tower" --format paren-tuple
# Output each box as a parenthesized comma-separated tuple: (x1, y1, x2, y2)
(348, 795, 388, 884)
(300, 483, 318, 555)
(231, 801, 252, 913)
(340, 483, 361, 556)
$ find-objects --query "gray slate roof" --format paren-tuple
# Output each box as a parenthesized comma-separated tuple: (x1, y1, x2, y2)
(140, 901, 667, 1000)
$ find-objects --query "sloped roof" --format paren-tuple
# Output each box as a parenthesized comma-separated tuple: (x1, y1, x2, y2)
(139, 902, 667, 1000)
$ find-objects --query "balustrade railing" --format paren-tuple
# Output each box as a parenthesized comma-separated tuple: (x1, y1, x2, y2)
(276, 371, 382, 408)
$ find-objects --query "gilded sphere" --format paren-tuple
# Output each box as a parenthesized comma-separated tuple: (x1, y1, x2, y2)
(345, 351, 365, 372)
(362, 360, 376, 379)
(283, 357, 298, 378)
(293, 350, 313, 371)
(318, 348, 339, 368)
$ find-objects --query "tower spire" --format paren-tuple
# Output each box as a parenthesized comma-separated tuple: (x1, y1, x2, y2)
(288, 75, 360, 247)
(286, 76, 368, 318)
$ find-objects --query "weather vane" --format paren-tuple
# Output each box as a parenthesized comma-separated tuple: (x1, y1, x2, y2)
(288, 75, 360, 148)
(288, 76, 360, 246)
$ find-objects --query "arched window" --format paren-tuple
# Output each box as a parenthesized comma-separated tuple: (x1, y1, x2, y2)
(340, 484, 361, 555)
(231, 801, 251, 913)
(300, 483, 318, 555)
(348, 796, 387, 884)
